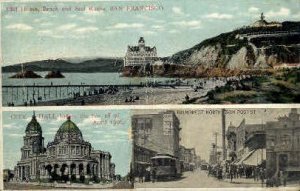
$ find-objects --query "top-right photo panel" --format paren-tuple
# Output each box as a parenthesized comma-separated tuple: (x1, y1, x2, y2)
(1, 0, 300, 106)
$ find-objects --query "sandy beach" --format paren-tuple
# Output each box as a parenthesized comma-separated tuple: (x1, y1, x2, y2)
(33, 79, 226, 106)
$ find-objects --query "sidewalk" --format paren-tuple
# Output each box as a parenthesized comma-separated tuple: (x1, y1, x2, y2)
(222, 177, 262, 186)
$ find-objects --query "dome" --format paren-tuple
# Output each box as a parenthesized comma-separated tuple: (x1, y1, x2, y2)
(54, 116, 83, 143)
(25, 113, 42, 134)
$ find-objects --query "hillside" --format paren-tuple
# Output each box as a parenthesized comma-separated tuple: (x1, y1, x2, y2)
(168, 21, 300, 70)
(2, 58, 123, 73)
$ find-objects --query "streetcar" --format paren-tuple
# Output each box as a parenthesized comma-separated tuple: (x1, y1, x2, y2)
(150, 154, 182, 179)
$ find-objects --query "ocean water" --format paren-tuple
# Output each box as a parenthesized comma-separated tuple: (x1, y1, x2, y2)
(2, 72, 203, 105)
(2, 72, 177, 86)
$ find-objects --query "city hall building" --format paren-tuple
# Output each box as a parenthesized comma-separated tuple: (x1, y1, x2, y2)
(14, 113, 115, 182)
(124, 37, 158, 67)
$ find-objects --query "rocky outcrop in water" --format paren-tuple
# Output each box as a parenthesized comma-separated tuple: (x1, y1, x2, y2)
(45, 71, 65, 78)
(10, 71, 42, 78)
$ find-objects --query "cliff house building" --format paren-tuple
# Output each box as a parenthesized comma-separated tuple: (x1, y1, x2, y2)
(124, 37, 158, 67)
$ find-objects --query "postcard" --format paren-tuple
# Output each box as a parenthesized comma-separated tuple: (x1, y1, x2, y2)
(3, 106, 300, 189)
(2, 109, 133, 189)
(131, 107, 300, 188)
(1, 0, 299, 106)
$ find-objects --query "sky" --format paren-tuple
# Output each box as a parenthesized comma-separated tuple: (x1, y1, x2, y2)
(1, 0, 300, 65)
(133, 108, 298, 162)
(2, 109, 132, 176)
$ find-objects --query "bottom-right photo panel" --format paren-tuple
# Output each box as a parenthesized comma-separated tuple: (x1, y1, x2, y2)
(131, 107, 300, 188)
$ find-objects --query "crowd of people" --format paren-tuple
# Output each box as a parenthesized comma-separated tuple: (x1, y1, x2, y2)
(207, 163, 266, 185)
(206, 162, 289, 187)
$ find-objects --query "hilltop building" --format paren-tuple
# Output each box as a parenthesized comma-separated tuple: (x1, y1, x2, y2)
(124, 37, 158, 67)
(251, 13, 282, 28)
(14, 113, 115, 183)
(265, 108, 300, 179)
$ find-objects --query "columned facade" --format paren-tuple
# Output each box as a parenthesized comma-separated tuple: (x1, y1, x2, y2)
(14, 114, 115, 183)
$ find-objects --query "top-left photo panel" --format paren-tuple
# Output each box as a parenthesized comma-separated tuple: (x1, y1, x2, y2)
(1, 0, 300, 106)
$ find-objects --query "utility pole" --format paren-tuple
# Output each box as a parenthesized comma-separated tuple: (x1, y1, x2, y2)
(213, 132, 218, 164)
(222, 109, 227, 161)
(214, 132, 218, 148)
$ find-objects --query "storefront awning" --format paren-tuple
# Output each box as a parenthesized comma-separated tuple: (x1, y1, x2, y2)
(242, 149, 266, 166)
(235, 150, 256, 165)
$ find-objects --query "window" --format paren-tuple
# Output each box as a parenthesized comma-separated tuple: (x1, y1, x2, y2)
(163, 121, 172, 135)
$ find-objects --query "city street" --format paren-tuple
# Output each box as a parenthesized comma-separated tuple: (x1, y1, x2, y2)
(135, 169, 263, 188)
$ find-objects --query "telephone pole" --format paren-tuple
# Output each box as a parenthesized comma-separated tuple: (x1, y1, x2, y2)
(222, 109, 227, 161)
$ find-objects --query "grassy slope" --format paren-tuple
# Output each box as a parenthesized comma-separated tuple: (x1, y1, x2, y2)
(200, 69, 300, 104)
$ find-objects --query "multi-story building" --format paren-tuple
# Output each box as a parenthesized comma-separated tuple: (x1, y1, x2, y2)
(179, 146, 197, 171)
(265, 108, 300, 179)
(124, 37, 158, 67)
(14, 113, 114, 183)
(132, 111, 181, 175)
(226, 119, 266, 165)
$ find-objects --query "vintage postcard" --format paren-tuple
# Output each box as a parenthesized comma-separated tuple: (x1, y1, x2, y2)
(2, 106, 300, 189)
(131, 107, 300, 188)
(2, 109, 133, 190)
(1, 0, 300, 106)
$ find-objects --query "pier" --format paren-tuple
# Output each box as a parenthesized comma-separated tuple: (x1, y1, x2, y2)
(2, 83, 192, 106)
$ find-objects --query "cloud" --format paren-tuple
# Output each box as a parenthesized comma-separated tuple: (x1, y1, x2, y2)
(151, 25, 165, 32)
(291, 12, 300, 19)
(8, 133, 23, 137)
(168, 29, 179, 34)
(142, 30, 157, 36)
(3, 123, 22, 129)
(57, 23, 77, 31)
(204, 13, 233, 19)
(37, 30, 52, 35)
(172, 6, 184, 15)
(75, 27, 98, 34)
(266, 7, 290, 18)
(171, 20, 202, 29)
(136, 15, 166, 24)
(40, 22, 53, 27)
(37, 30, 64, 39)
(248, 6, 259, 13)
(6, 23, 33, 31)
(108, 23, 144, 29)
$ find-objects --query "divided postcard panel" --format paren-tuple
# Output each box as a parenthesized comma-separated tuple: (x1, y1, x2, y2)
(2, 107, 300, 189)
(1, 0, 300, 190)
(1, 0, 299, 107)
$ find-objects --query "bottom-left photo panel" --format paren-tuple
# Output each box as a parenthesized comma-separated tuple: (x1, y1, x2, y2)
(2, 109, 133, 190)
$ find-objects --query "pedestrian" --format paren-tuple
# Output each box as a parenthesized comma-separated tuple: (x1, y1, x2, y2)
(282, 170, 287, 187)
(150, 167, 156, 183)
(259, 168, 265, 187)
(229, 165, 234, 182)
